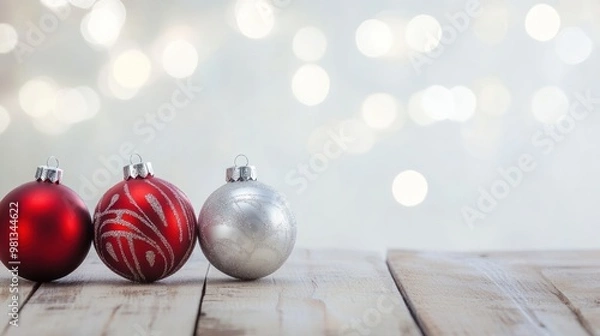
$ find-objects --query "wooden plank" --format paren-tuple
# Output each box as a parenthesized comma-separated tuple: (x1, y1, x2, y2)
(197, 249, 420, 336)
(483, 251, 600, 268)
(0, 275, 37, 308)
(387, 250, 595, 336)
(4, 249, 208, 336)
(542, 267, 600, 335)
(0, 266, 38, 331)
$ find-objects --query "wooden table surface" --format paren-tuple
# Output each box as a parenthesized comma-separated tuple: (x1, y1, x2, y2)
(1, 249, 598, 336)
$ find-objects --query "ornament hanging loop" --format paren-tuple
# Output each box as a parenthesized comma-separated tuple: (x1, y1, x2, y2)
(46, 156, 60, 169)
(130, 153, 143, 165)
(227, 154, 257, 182)
(123, 154, 154, 180)
(234, 154, 249, 167)
(36, 156, 63, 183)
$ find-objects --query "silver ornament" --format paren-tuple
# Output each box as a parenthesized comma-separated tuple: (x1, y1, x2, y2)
(198, 155, 297, 280)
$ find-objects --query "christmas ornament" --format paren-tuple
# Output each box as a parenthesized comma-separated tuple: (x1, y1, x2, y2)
(0, 157, 92, 282)
(93, 155, 196, 282)
(198, 154, 297, 280)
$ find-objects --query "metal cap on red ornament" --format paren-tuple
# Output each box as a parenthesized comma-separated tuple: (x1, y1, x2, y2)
(123, 154, 154, 180)
(0, 156, 93, 282)
(93, 154, 197, 283)
(35, 156, 63, 183)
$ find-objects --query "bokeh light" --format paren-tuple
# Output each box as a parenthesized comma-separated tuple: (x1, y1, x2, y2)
(0, 106, 10, 135)
(81, 8, 122, 46)
(19, 77, 59, 118)
(40, 0, 69, 9)
(525, 4, 561, 42)
(361, 93, 399, 129)
(450, 86, 477, 122)
(477, 79, 511, 116)
(555, 27, 593, 65)
(107, 75, 139, 100)
(112, 49, 152, 89)
(234, 0, 274, 39)
(392, 170, 428, 207)
(81, 0, 126, 47)
(69, 0, 96, 9)
(422, 85, 454, 121)
(54, 88, 88, 124)
(162, 40, 199, 78)
(93, 0, 126, 22)
(531, 86, 569, 124)
(17, 77, 73, 135)
(355, 19, 393, 58)
(32, 113, 70, 135)
(54, 86, 101, 124)
(409, 86, 476, 123)
(77, 86, 101, 116)
(0, 23, 18, 54)
(293, 26, 327, 62)
(98, 64, 138, 100)
(405, 15, 442, 53)
(291, 64, 330, 106)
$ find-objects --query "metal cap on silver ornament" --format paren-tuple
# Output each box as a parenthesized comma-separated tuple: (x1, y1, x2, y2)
(226, 154, 257, 182)
(35, 156, 63, 184)
(123, 153, 154, 180)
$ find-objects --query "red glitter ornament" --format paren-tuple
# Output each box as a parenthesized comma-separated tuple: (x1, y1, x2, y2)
(93, 155, 196, 282)
(0, 157, 92, 282)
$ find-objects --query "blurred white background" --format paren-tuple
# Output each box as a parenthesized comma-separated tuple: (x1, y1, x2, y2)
(0, 0, 599, 252)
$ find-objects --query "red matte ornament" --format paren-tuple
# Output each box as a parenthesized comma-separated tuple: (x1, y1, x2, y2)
(0, 158, 92, 282)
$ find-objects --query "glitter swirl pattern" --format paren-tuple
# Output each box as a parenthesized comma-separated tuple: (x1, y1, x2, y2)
(93, 177, 196, 282)
(198, 180, 297, 280)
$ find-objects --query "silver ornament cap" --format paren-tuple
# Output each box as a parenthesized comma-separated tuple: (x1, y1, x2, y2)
(226, 154, 257, 182)
(35, 156, 63, 184)
(123, 154, 154, 180)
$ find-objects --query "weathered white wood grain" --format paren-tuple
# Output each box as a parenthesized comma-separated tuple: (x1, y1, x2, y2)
(0, 265, 38, 333)
(484, 251, 600, 268)
(3, 249, 596, 336)
(0, 272, 37, 307)
(197, 249, 420, 336)
(542, 267, 600, 335)
(4, 249, 208, 336)
(387, 251, 596, 336)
